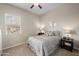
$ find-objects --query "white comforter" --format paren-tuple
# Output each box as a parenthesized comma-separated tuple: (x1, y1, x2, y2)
(28, 35, 61, 56)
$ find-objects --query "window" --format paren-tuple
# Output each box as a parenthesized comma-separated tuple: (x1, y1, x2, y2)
(5, 13, 21, 35)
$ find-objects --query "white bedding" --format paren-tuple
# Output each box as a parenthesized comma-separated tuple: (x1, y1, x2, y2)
(28, 35, 61, 56)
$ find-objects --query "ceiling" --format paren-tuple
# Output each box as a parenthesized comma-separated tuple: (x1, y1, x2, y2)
(10, 3, 62, 15)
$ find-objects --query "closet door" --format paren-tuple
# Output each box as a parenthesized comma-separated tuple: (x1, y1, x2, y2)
(0, 29, 2, 55)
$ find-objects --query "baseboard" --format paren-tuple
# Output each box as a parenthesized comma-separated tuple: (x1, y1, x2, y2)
(3, 41, 26, 50)
(74, 47, 79, 50)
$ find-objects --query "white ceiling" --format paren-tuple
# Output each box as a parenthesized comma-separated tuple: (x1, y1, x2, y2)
(10, 3, 62, 15)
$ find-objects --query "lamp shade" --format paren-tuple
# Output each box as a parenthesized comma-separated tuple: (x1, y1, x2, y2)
(64, 29, 76, 37)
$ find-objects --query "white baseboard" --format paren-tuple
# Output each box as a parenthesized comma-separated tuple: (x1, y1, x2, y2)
(74, 47, 79, 50)
(3, 41, 26, 50)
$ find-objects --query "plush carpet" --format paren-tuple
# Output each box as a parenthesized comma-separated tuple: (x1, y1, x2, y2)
(2, 44, 79, 56)
(50, 49, 79, 56)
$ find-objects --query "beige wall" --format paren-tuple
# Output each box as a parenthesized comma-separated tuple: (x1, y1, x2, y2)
(0, 3, 79, 50)
(0, 29, 2, 55)
(41, 4, 79, 34)
(41, 4, 79, 49)
(0, 4, 39, 49)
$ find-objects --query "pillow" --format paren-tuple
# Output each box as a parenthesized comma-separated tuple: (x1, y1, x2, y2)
(53, 31, 62, 36)
(45, 31, 55, 36)
(45, 31, 54, 36)
(45, 31, 62, 36)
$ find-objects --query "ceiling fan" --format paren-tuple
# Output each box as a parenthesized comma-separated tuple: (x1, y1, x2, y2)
(30, 3, 42, 9)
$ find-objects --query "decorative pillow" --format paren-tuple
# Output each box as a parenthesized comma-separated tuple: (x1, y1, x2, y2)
(45, 31, 52, 36)
(45, 31, 62, 36)
(53, 31, 62, 36)
(45, 31, 54, 36)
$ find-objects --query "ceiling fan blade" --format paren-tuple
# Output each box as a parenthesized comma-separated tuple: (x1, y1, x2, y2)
(38, 5, 42, 9)
(30, 4, 34, 9)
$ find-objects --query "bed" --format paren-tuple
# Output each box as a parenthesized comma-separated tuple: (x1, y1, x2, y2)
(27, 31, 62, 56)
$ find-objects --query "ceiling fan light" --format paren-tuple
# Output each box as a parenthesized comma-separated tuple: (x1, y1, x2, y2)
(34, 3, 39, 7)
(30, 3, 42, 9)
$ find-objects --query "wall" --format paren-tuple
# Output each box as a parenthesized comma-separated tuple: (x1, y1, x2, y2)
(41, 4, 79, 49)
(0, 29, 2, 55)
(0, 4, 39, 49)
(0, 14, 2, 55)
(0, 3, 79, 50)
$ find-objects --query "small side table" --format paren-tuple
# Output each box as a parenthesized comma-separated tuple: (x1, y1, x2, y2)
(60, 37, 74, 52)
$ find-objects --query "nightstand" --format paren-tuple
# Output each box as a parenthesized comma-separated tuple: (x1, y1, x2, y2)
(60, 37, 74, 52)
